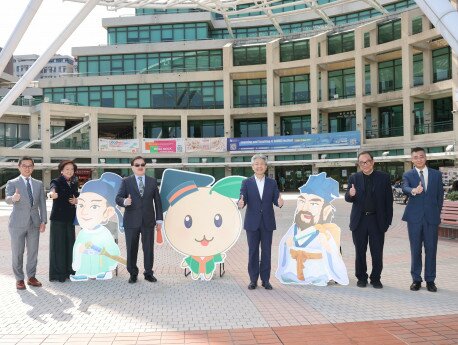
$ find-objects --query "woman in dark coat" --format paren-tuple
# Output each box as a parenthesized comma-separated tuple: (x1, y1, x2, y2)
(48, 160, 79, 282)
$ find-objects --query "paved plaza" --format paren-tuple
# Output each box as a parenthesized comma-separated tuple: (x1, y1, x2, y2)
(0, 195, 457, 344)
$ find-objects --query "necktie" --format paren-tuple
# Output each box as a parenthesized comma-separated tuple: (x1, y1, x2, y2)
(138, 176, 144, 197)
(419, 170, 426, 192)
(26, 178, 33, 206)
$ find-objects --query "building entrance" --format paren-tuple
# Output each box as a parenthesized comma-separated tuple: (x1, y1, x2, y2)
(275, 165, 313, 192)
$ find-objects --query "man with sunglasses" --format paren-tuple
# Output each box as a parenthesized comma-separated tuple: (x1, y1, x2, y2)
(5, 156, 47, 290)
(345, 151, 393, 289)
(116, 156, 163, 284)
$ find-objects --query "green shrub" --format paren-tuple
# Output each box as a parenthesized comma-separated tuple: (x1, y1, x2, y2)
(446, 191, 458, 201)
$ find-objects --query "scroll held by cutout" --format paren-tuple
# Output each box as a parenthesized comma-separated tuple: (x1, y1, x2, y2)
(276, 172, 349, 286)
(71, 172, 126, 282)
(160, 169, 245, 280)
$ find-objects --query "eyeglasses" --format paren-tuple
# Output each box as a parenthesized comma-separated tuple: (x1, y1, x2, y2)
(133, 163, 146, 167)
(20, 165, 34, 168)
(358, 160, 373, 166)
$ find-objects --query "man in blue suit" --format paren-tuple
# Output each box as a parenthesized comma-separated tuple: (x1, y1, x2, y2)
(116, 156, 163, 284)
(238, 154, 284, 290)
(345, 151, 393, 289)
(402, 147, 443, 292)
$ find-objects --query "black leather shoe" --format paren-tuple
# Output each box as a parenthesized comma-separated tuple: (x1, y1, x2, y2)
(248, 282, 257, 290)
(356, 280, 367, 288)
(370, 281, 383, 289)
(128, 275, 137, 284)
(427, 282, 437, 292)
(410, 281, 421, 291)
(262, 281, 273, 290)
(144, 274, 157, 283)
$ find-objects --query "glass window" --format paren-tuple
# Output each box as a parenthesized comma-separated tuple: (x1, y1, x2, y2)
(281, 115, 311, 135)
(280, 40, 310, 62)
(364, 32, 370, 48)
(327, 31, 354, 55)
(412, 17, 422, 34)
(378, 59, 402, 93)
(328, 68, 355, 100)
(233, 79, 267, 108)
(234, 119, 267, 137)
(188, 119, 224, 138)
(233, 45, 266, 66)
(365, 64, 371, 95)
(280, 74, 310, 105)
(328, 111, 356, 132)
(378, 19, 401, 44)
(413, 53, 423, 86)
(433, 97, 453, 133)
(432, 46, 451, 82)
(379, 105, 403, 137)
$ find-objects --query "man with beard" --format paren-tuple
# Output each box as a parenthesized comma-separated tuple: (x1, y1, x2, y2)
(276, 173, 349, 286)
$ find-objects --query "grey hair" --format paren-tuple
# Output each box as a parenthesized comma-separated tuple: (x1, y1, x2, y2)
(251, 153, 268, 165)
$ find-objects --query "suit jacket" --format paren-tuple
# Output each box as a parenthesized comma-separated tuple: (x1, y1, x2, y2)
(240, 175, 280, 232)
(115, 175, 163, 228)
(401, 167, 444, 225)
(49, 175, 80, 222)
(5, 176, 47, 228)
(345, 170, 393, 232)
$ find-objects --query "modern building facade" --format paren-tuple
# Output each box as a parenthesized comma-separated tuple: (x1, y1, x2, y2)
(0, 0, 457, 192)
(14, 54, 75, 79)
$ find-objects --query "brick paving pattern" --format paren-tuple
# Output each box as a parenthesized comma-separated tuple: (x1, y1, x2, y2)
(0, 195, 456, 344)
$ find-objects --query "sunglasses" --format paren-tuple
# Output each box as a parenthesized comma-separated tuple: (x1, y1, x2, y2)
(133, 163, 146, 167)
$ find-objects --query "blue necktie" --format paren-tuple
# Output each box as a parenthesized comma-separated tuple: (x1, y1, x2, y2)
(138, 177, 144, 197)
(419, 170, 426, 192)
(26, 178, 33, 206)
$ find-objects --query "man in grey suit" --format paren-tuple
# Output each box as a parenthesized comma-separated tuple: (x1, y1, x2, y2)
(116, 156, 163, 284)
(5, 156, 47, 290)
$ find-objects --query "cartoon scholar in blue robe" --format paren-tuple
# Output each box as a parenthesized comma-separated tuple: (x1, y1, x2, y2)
(71, 172, 125, 281)
(276, 172, 349, 286)
(160, 169, 245, 281)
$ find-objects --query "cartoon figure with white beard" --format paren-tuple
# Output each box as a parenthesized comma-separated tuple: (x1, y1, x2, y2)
(276, 172, 349, 286)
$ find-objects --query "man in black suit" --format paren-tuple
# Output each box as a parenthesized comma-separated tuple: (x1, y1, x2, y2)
(116, 156, 163, 283)
(345, 151, 393, 289)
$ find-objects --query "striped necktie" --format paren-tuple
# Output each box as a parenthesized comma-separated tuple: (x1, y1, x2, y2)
(26, 178, 33, 206)
(419, 170, 426, 192)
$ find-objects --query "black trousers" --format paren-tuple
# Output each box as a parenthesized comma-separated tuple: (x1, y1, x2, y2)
(49, 220, 75, 281)
(246, 221, 274, 283)
(124, 226, 155, 276)
(352, 214, 385, 282)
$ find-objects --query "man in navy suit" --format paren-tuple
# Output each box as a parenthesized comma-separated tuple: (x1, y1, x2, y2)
(402, 147, 443, 292)
(345, 151, 393, 289)
(238, 154, 284, 290)
(116, 156, 163, 284)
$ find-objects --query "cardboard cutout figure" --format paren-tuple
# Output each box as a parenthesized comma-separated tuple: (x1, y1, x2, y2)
(71, 172, 126, 281)
(276, 172, 349, 286)
(160, 169, 245, 280)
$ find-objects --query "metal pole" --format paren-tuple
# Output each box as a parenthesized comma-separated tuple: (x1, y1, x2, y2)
(0, 0, 43, 75)
(0, 0, 100, 118)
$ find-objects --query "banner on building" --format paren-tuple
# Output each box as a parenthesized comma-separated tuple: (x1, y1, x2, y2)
(99, 139, 139, 153)
(142, 138, 184, 153)
(185, 138, 227, 153)
(227, 131, 360, 152)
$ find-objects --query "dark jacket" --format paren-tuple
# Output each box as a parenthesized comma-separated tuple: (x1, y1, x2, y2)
(240, 176, 280, 232)
(115, 175, 163, 228)
(345, 170, 393, 232)
(402, 167, 444, 225)
(49, 175, 79, 222)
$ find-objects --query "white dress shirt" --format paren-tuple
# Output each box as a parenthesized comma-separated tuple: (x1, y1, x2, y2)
(254, 175, 265, 199)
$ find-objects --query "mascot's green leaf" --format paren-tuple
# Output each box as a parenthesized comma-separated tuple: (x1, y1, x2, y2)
(210, 176, 246, 198)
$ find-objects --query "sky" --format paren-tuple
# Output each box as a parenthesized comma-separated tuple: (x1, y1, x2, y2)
(0, 0, 133, 57)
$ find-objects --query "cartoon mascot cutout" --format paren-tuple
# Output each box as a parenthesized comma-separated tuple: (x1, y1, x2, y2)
(276, 172, 349, 286)
(71, 172, 126, 281)
(160, 169, 245, 281)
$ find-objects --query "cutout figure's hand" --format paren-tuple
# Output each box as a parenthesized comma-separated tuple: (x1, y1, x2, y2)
(278, 194, 284, 208)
